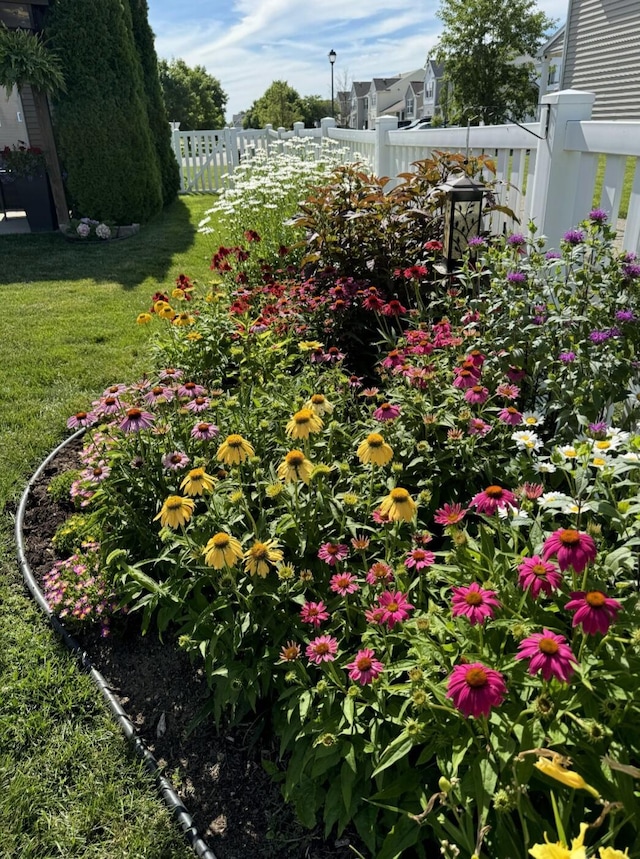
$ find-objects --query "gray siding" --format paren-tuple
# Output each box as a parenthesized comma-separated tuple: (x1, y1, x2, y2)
(562, 0, 640, 120)
(0, 87, 30, 148)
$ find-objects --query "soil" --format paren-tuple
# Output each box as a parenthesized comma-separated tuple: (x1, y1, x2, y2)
(20, 439, 360, 859)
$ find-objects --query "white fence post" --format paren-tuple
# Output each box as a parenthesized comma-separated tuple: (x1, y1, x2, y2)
(320, 117, 336, 138)
(169, 124, 184, 192)
(293, 121, 304, 137)
(374, 115, 398, 181)
(528, 89, 596, 247)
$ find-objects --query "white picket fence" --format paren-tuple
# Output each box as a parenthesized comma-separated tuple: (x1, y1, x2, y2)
(171, 90, 640, 253)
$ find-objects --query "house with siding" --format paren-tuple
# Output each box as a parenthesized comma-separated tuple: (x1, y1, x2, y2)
(348, 81, 371, 129)
(422, 58, 445, 121)
(537, 24, 565, 100)
(561, 0, 640, 120)
(366, 69, 426, 129)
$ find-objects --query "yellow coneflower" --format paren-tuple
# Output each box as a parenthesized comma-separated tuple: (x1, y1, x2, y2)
(180, 467, 215, 496)
(153, 299, 170, 313)
(186, 332, 202, 341)
(298, 340, 323, 352)
(203, 532, 243, 569)
(285, 408, 323, 440)
(172, 287, 187, 300)
(157, 304, 176, 320)
(136, 312, 152, 325)
(172, 311, 195, 327)
(216, 434, 255, 466)
(244, 539, 284, 577)
(357, 433, 393, 466)
(305, 394, 334, 416)
(277, 450, 313, 483)
(154, 495, 195, 528)
(379, 487, 417, 522)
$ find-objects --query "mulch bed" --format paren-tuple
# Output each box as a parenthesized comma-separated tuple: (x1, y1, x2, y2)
(19, 437, 358, 859)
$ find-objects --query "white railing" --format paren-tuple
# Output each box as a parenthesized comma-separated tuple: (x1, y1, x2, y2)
(172, 91, 640, 253)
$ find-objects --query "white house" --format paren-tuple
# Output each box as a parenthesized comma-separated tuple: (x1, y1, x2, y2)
(422, 58, 446, 121)
(348, 81, 372, 129)
(366, 69, 425, 129)
(537, 24, 565, 99)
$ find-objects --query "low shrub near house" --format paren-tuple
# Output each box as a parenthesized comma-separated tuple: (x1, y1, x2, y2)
(56, 166, 640, 858)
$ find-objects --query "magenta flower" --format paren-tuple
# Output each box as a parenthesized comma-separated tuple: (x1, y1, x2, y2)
(318, 542, 349, 566)
(470, 485, 518, 516)
(542, 528, 597, 573)
(516, 629, 577, 682)
(404, 548, 436, 570)
(158, 368, 184, 381)
(300, 601, 330, 627)
(373, 402, 401, 421)
(565, 590, 622, 635)
(452, 368, 478, 389)
(144, 386, 174, 406)
(433, 502, 467, 526)
(446, 662, 507, 718)
(67, 410, 98, 429)
(451, 582, 500, 625)
(95, 395, 124, 416)
(346, 648, 384, 685)
(464, 385, 489, 404)
(364, 606, 385, 625)
(185, 396, 211, 413)
(517, 555, 563, 599)
(162, 451, 190, 470)
(468, 418, 492, 437)
(376, 590, 414, 629)
(496, 383, 520, 400)
(118, 408, 155, 433)
(190, 421, 219, 441)
(306, 635, 338, 664)
(329, 572, 360, 596)
(559, 351, 576, 363)
(498, 406, 523, 426)
(177, 381, 206, 399)
(365, 561, 394, 586)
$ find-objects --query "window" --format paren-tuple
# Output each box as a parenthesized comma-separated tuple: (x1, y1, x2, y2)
(425, 81, 434, 99)
(406, 96, 414, 117)
(0, 3, 32, 27)
(363, 97, 368, 111)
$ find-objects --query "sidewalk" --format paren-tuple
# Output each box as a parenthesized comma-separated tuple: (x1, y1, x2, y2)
(0, 211, 30, 234)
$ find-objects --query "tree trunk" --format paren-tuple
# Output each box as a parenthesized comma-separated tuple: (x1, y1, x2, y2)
(30, 87, 69, 229)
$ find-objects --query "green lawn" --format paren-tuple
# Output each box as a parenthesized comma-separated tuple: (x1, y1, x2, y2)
(0, 195, 215, 858)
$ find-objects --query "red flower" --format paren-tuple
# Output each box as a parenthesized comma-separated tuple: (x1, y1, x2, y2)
(542, 529, 597, 573)
(565, 590, 621, 635)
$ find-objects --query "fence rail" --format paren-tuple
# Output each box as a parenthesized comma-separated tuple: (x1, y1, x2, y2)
(171, 91, 640, 253)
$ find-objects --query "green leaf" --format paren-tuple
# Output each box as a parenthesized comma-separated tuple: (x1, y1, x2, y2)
(372, 731, 413, 777)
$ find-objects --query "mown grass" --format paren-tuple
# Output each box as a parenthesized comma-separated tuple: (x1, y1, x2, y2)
(0, 195, 216, 857)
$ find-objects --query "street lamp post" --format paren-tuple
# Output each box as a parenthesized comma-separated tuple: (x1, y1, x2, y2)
(328, 49, 336, 118)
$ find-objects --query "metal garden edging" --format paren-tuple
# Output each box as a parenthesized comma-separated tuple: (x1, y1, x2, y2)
(14, 429, 218, 859)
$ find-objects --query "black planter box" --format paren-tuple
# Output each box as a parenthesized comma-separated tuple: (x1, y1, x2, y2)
(1, 171, 58, 232)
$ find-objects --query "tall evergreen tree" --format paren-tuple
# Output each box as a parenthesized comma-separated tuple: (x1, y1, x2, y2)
(45, 0, 163, 224)
(126, 0, 179, 206)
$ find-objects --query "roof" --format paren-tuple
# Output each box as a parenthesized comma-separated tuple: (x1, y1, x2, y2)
(352, 81, 371, 97)
(426, 58, 445, 78)
(538, 23, 566, 58)
(385, 98, 406, 114)
(372, 77, 401, 91)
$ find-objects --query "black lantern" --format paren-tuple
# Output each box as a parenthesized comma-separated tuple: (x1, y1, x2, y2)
(438, 172, 486, 271)
(328, 49, 336, 117)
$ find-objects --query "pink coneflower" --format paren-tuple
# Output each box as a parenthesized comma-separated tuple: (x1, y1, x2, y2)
(470, 485, 518, 515)
(329, 572, 360, 596)
(496, 383, 520, 400)
(452, 368, 478, 389)
(434, 502, 467, 526)
(279, 641, 301, 662)
(404, 548, 436, 570)
(67, 410, 98, 429)
(364, 606, 385, 625)
(373, 402, 401, 421)
(371, 507, 391, 525)
(103, 383, 128, 397)
(542, 528, 597, 573)
(94, 395, 123, 416)
(81, 463, 111, 483)
(466, 350, 485, 369)
(162, 451, 190, 470)
(366, 561, 394, 586)
(446, 662, 507, 718)
(381, 299, 407, 316)
(517, 482, 544, 500)
(468, 418, 492, 437)
(185, 396, 211, 413)
(119, 408, 155, 433)
(507, 366, 526, 383)
(317, 542, 349, 566)
(517, 556, 563, 599)
(376, 590, 414, 629)
(464, 385, 490, 404)
(451, 582, 500, 625)
(177, 381, 206, 399)
(325, 346, 346, 363)
(144, 386, 174, 406)
(565, 590, 622, 635)
(381, 349, 405, 370)
(351, 535, 370, 551)
(498, 406, 523, 425)
(360, 387, 380, 398)
(516, 630, 577, 682)
(300, 600, 330, 627)
(346, 649, 384, 685)
(158, 368, 184, 381)
(306, 635, 338, 664)
(190, 421, 219, 441)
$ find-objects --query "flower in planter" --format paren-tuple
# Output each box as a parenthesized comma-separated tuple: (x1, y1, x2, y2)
(1, 142, 46, 177)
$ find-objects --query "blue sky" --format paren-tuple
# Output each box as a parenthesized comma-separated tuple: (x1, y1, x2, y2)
(147, 0, 569, 121)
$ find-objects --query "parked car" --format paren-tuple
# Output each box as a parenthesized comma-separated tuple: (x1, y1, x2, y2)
(400, 117, 432, 130)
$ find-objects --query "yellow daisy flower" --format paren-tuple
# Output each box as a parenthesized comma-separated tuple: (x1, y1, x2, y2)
(285, 408, 323, 439)
(180, 467, 215, 496)
(203, 532, 243, 569)
(298, 340, 323, 352)
(153, 299, 170, 313)
(357, 433, 393, 466)
(154, 495, 195, 528)
(158, 304, 176, 320)
(277, 450, 313, 483)
(379, 487, 417, 522)
(136, 312, 152, 325)
(186, 332, 202, 341)
(244, 539, 284, 577)
(216, 434, 255, 466)
(172, 287, 186, 300)
(305, 394, 334, 416)
(172, 311, 195, 327)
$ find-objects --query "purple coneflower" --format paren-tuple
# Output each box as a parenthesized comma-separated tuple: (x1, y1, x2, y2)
(446, 662, 507, 718)
(190, 421, 219, 441)
(516, 630, 577, 682)
(119, 408, 155, 433)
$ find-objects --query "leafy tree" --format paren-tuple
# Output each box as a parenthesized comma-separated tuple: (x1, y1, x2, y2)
(300, 95, 332, 128)
(243, 81, 303, 130)
(46, 0, 163, 224)
(435, 0, 554, 125)
(125, 0, 179, 205)
(158, 59, 227, 129)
